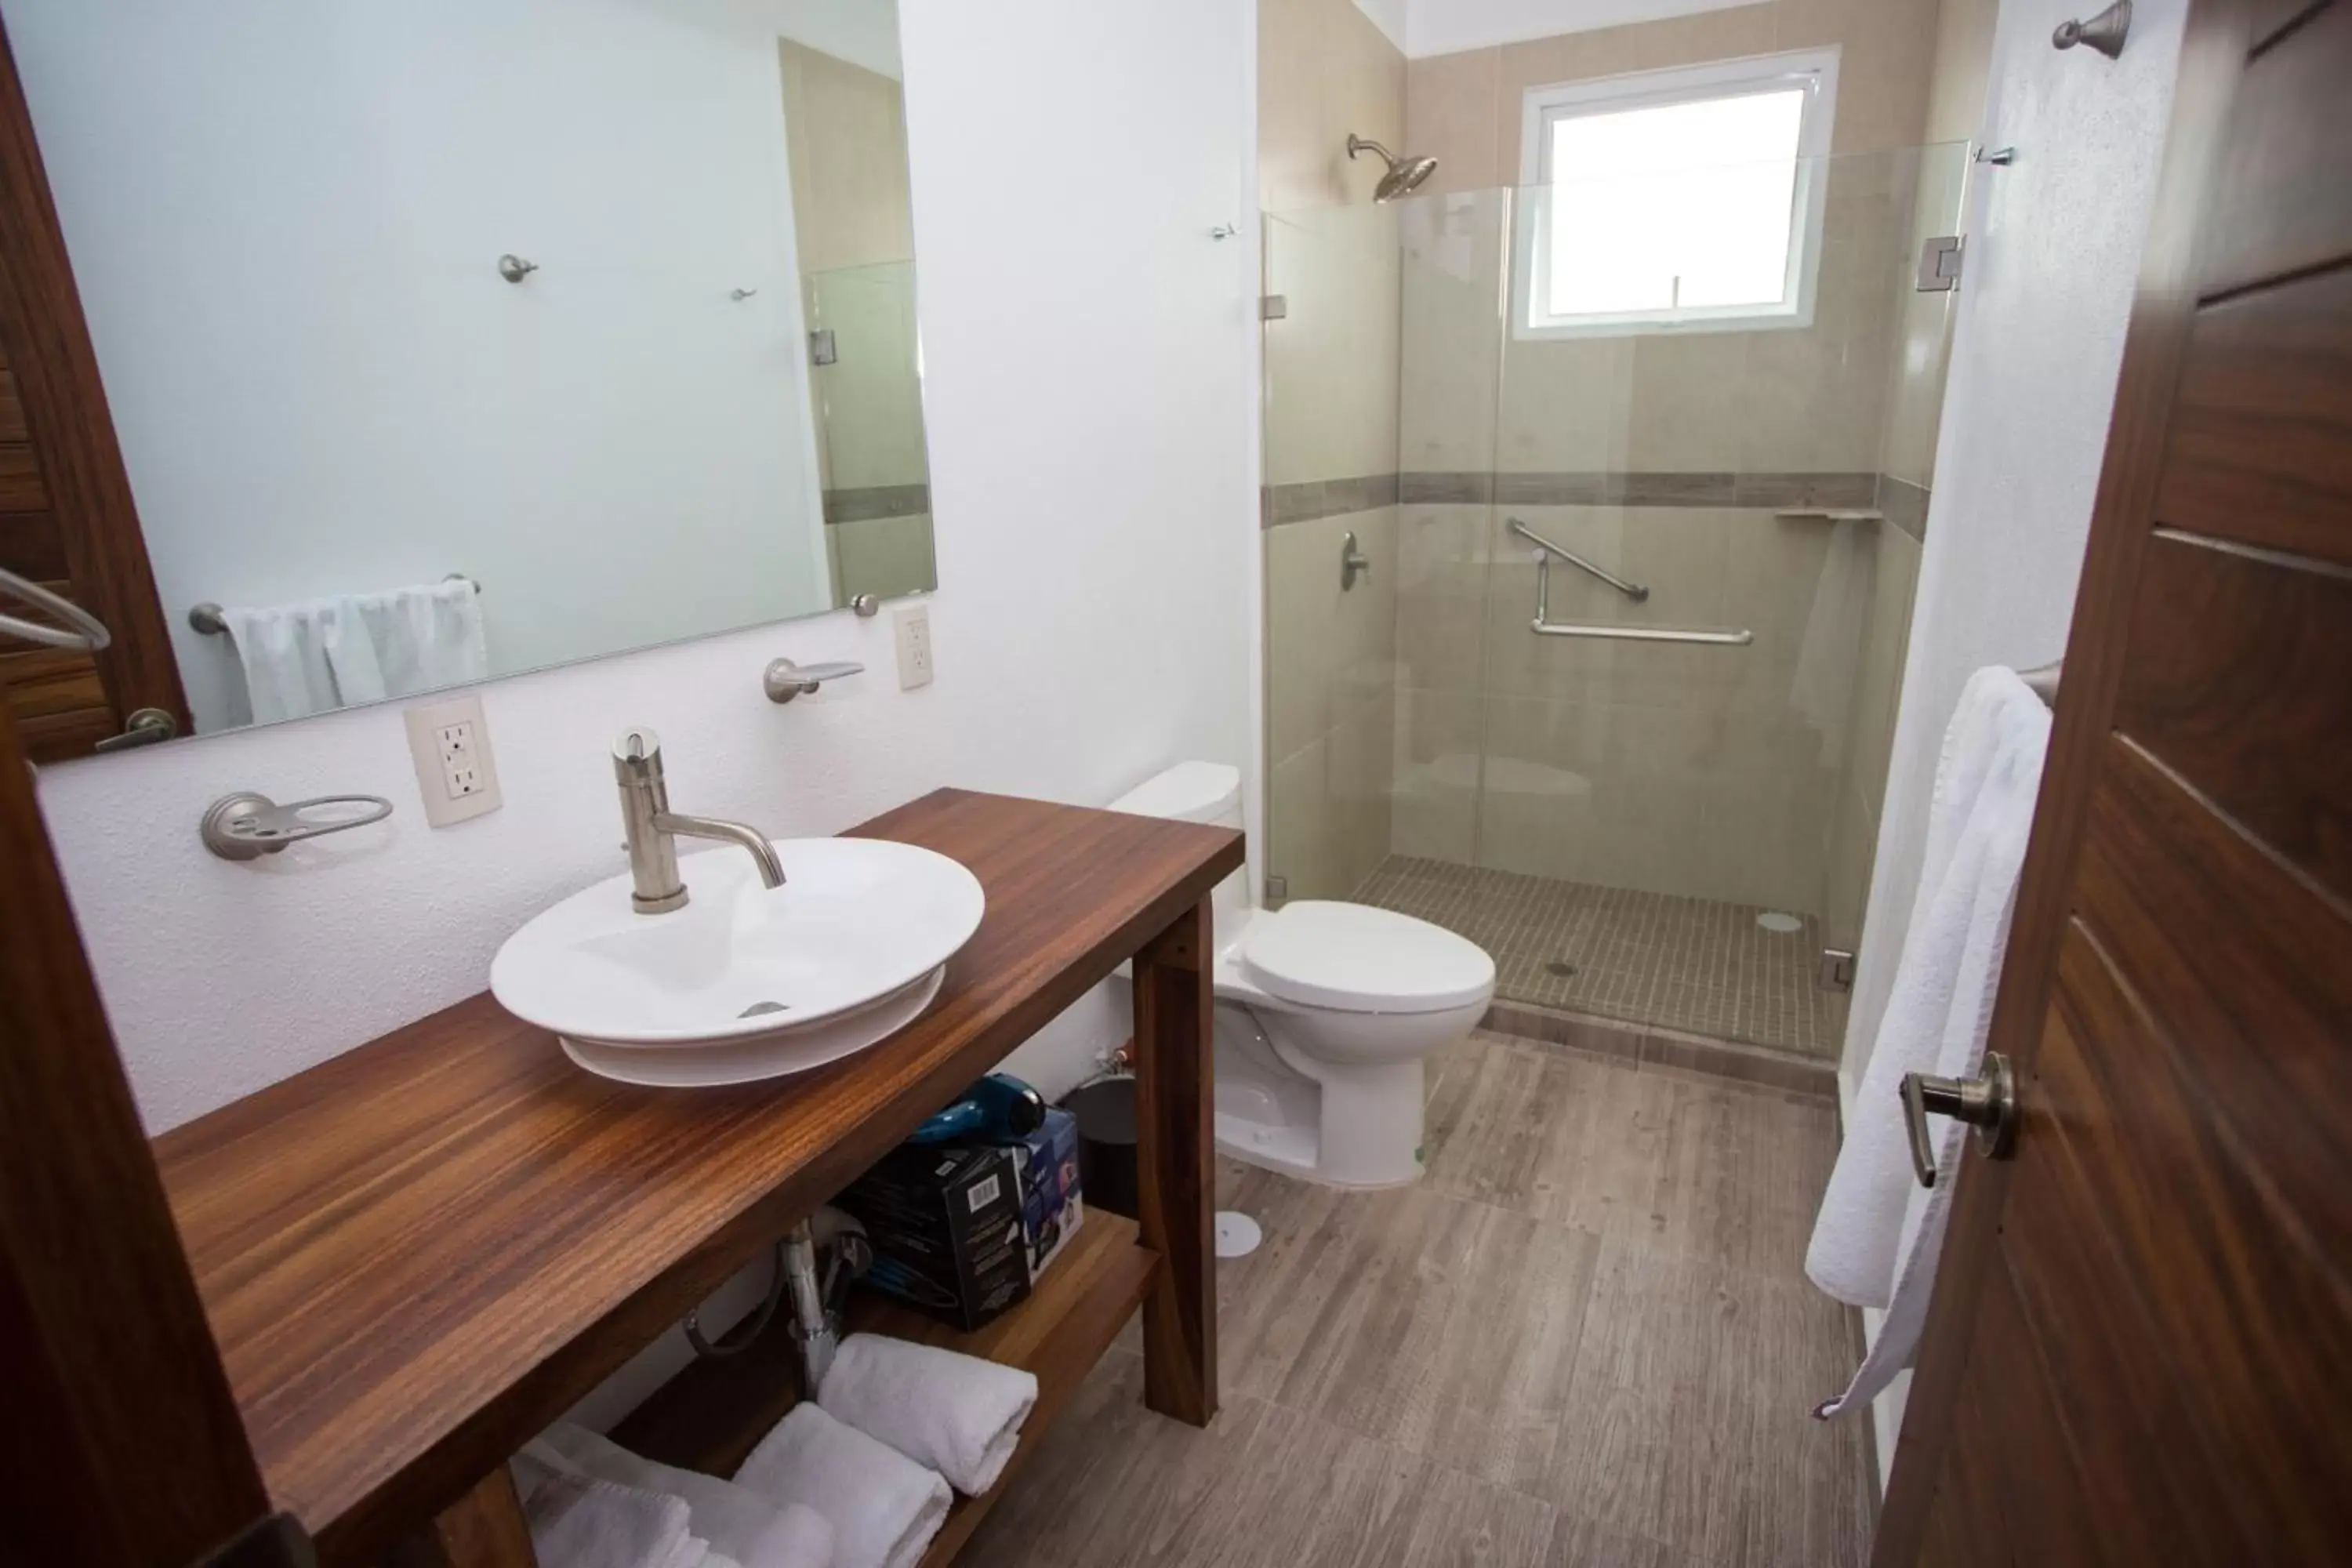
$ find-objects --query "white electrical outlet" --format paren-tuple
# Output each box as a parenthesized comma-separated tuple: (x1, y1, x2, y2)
(403, 693, 503, 827)
(895, 602, 934, 690)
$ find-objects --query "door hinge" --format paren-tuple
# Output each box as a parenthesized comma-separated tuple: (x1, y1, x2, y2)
(1916, 235, 1964, 292)
(1260, 293, 1288, 321)
(1265, 873, 1288, 907)
(808, 328, 838, 366)
(1817, 947, 1857, 993)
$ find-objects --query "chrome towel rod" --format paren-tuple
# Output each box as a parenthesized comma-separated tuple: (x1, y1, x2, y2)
(0, 566, 111, 652)
(191, 574, 480, 636)
(1508, 516, 1648, 601)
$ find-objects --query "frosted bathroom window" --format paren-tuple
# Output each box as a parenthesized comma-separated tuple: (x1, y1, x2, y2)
(1515, 49, 1838, 338)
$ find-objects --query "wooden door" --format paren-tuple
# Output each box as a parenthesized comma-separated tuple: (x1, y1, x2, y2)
(1874, 0, 2352, 1562)
(0, 20, 187, 760)
(0, 698, 309, 1566)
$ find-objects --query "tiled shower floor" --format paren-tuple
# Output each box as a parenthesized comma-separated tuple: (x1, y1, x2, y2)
(1352, 855, 1846, 1059)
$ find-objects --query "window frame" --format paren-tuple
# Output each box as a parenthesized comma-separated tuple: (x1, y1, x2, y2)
(1512, 47, 1841, 341)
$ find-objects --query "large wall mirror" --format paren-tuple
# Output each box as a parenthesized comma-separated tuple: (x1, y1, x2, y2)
(0, 0, 934, 750)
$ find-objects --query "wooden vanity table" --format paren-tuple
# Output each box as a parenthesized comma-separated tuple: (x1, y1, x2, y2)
(149, 789, 1240, 1566)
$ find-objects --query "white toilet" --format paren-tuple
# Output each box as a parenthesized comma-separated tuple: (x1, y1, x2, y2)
(1109, 761, 1495, 1188)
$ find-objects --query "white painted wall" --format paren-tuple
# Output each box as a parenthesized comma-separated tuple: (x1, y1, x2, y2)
(1353, 0, 1411, 53)
(1838, 0, 2189, 1488)
(1402, 0, 1766, 58)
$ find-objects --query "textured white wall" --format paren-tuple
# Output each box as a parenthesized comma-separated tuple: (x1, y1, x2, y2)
(1838, 0, 2188, 1486)
(1846, 0, 2187, 1085)
(34, 0, 1261, 1139)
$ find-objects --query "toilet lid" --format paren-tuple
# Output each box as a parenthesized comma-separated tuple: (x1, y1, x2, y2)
(1240, 901, 1495, 1015)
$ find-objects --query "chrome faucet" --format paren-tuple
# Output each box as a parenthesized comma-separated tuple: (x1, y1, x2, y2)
(612, 728, 784, 914)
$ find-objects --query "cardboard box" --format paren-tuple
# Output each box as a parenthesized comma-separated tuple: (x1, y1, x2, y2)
(838, 1142, 1031, 1331)
(1007, 1106, 1085, 1279)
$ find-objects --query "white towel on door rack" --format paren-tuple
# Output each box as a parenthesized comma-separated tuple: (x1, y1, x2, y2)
(1804, 665, 2049, 1417)
(735, 1403, 949, 1568)
(816, 1333, 1037, 1496)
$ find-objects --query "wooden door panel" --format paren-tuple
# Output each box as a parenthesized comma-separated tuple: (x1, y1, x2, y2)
(0, 435, 40, 507)
(1920, 1260, 2095, 1568)
(0, 507, 67, 579)
(2115, 532, 2352, 895)
(0, 365, 23, 439)
(2076, 742, 2352, 1224)
(2040, 923, 2352, 1550)
(2154, 265, 2352, 557)
(1995, 1042, 2247, 1563)
(2198, 2, 2352, 296)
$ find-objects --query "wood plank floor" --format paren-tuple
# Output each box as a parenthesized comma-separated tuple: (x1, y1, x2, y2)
(960, 1031, 1871, 1568)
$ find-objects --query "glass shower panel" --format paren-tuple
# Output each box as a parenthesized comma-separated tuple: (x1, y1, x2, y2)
(1459, 144, 1969, 1058)
(1260, 204, 1407, 906)
(807, 260, 935, 604)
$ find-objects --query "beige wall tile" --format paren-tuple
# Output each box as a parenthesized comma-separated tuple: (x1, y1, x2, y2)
(1260, 0, 1330, 212)
(1266, 506, 1400, 765)
(1269, 735, 1338, 900)
(1395, 504, 1494, 695)
(1329, 689, 1398, 895)
(1820, 779, 1878, 953)
(1264, 209, 1404, 485)
(1398, 195, 1508, 471)
(1405, 49, 1503, 194)
(779, 42, 916, 274)
(1392, 685, 1484, 862)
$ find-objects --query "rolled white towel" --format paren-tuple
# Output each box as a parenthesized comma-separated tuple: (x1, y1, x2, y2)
(521, 1467, 709, 1568)
(735, 1404, 951, 1568)
(817, 1334, 1037, 1497)
(527, 1425, 836, 1568)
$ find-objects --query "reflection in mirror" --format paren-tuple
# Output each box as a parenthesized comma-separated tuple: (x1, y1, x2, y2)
(0, 0, 935, 746)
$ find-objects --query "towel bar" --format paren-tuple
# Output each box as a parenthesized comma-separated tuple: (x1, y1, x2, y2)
(191, 574, 480, 636)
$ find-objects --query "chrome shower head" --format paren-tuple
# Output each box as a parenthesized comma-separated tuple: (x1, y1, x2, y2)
(1346, 134, 1438, 202)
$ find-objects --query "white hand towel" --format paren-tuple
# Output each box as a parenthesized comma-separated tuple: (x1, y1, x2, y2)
(817, 1333, 1037, 1497)
(735, 1403, 951, 1568)
(520, 1466, 708, 1568)
(527, 1425, 836, 1568)
(221, 578, 487, 723)
(1806, 666, 2049, 1417)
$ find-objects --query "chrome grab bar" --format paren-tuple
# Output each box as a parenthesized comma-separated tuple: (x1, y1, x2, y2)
(1507, 517, 1648, 601)
(1515, 518, 1754, 647)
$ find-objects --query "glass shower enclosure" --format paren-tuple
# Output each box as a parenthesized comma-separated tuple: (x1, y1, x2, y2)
(1261, 143, 1970, 1065)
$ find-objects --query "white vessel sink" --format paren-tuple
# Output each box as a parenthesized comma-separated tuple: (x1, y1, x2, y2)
(492, 837, 985, 1083)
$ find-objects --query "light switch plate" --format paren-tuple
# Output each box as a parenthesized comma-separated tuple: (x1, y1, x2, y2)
(894, 603, 934, 690)
(403, 693, 503, 827)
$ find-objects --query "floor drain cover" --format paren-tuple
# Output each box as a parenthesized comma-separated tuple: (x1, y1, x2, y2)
(1755, 911, 1803, 934)
(1544, 960, 1579, 978)
(1216, 1212, 1262, 1259)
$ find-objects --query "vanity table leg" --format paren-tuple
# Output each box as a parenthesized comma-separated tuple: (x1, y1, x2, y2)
(1131, 893, 1217, 1427)
(388, 1467, 539, 1568)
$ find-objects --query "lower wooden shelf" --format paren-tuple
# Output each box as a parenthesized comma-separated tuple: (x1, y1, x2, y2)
(613, 1211, 1160, 1567)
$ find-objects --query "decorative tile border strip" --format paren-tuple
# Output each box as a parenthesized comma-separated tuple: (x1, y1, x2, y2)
(823, 484, 931, 524)
(1395, 470, 1882, 510)
(1259, 472, 1401, 527)
(1267, 470, 1926, 532)
(1875, 475, 1929, 543)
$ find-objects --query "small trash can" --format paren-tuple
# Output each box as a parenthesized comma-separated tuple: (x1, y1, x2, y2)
(1062, 1076, 1138, 1221)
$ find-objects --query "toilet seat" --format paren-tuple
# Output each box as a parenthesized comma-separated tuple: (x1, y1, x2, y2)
(1239, 900, 1495, 1015)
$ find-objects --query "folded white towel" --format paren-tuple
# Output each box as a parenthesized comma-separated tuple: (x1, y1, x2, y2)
(521, 1467, 710, 1568)
(1806, 666, 2049, 1417)
(526, 1426, 836, 1568)
(817, 1334, 1037, 1497)
(735, 1403, 951, 1568)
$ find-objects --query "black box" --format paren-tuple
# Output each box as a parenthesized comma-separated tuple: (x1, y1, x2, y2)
(838, 1142, 1032, 1331)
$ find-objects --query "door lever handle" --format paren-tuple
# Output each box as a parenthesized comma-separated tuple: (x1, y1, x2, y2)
(1900, 1054, 2017, 1189)
(94, 706, 178, 752)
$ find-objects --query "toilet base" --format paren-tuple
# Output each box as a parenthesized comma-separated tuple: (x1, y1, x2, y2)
(1212, 1006, 1428, 1189)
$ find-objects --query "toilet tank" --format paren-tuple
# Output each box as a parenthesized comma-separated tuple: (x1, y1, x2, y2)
(1106, 762, 1249, 940)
